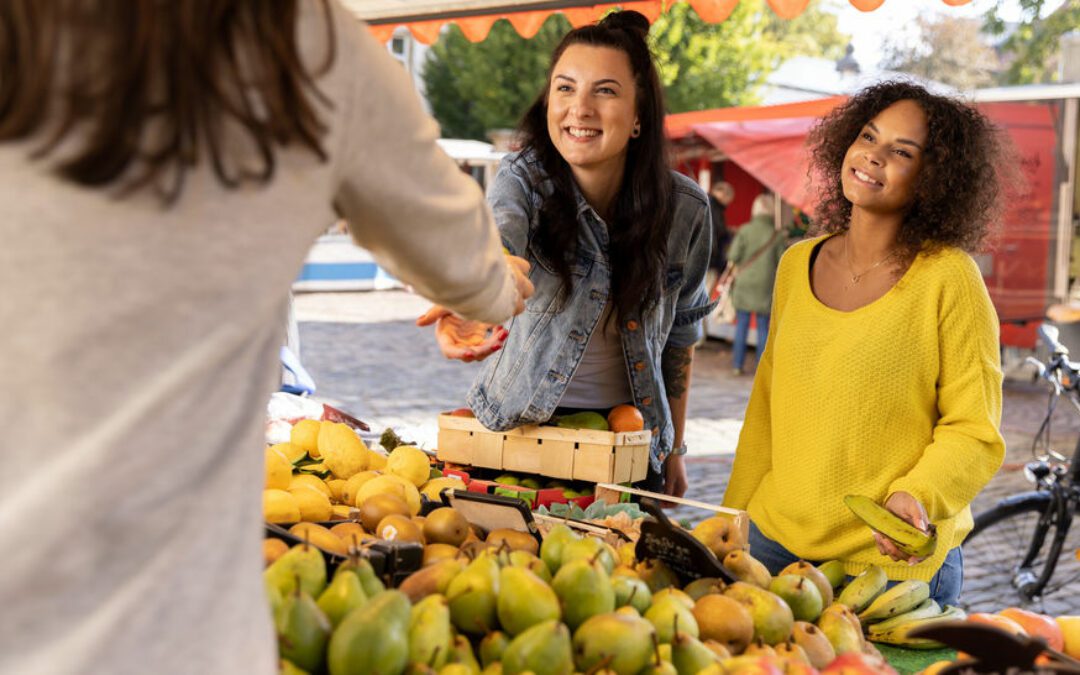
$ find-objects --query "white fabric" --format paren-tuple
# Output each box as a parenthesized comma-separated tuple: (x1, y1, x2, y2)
(0, 2, 517, 673)
(558, 304, 633, 409)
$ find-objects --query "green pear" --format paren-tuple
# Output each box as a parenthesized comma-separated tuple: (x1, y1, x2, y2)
(551, 558, 615, 630)
(265, 542, 327, 597)
(768, 574, 824, 623)
(722, 550, 772, 589)
(611, 575, 652, 615)
(266, 579, 284, 622)
(791, 621, 836, 670)
(445, 634, 481, 673)
(409, 594, 453, 670)
(439, 665, 473, 675)
(779, 561, 835, 607)
(507, 550, 552, 583)
(691, 515, 747, 560)
(683, 577, 725, 601)
(317, 569, 367, 628)
(446, 556, 500, 636)
(328, 589, 411, 675)
(497, 566, 561, 635)
(559, 537, 616, 574)
(817, 560, 847, 590)
(572, 612, 656, 675)
(399, 558, 466, 603)
(481, 664, 503, 675)
(651, 588, 694, 610)
(671, 631, 719, 675)
(644, 595, 699, 644)
(502, 619, 574, 675)
(279, 659, 309, 675)
(635, 559, 680, 593)
(722, 581, 794, 646)
(337, 555, 386, 598)
(540, 524, 580, 575)
(816, 603, 863, 655)
(479, 631, 510, 668)
(774, 640, 811, 664)
(277, 588, 331, 673)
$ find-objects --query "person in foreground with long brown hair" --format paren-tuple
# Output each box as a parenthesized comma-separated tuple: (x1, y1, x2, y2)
(724, 81, 1008, 607)
(0, 1, 531, 672)
(419, 11, 715, 498)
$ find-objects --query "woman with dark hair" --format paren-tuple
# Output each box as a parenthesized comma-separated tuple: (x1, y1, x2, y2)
(419, 11, 714, 497)
(0, 1, 531, 672)
(723, 81, 1008, 606)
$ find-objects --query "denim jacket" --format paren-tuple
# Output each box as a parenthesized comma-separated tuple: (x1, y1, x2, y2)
(467, 151, 715, 472)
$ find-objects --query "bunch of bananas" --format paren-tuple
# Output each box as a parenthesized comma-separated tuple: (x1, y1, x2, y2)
(837, 565, 967, 649)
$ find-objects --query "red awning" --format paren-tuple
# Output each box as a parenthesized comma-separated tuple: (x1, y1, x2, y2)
(353, 0, 972, 45)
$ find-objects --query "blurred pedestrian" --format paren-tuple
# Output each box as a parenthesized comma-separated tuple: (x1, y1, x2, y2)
(728, 192, 785, 375)
(0, 1, 530, 673)
(707, 180, 735, 289)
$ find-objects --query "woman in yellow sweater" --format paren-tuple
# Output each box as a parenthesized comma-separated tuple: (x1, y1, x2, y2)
(723, 81, 1009, 606)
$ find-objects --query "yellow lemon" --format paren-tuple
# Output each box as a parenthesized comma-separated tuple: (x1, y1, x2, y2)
(420, 476, 466, 501)
(385, 445, 431, 487)
(290, 419, 322, 456)
(342, 470, 381, 507)
(288, 486, 333, 522)
(325, 479, 347, 503)
(317, 422, 368, 479)
(263, 489, 300, 523)
(289, 473, 332, 498)
(366, 450, 388, 471)
(264, 447, 293, 490)
(356, 474, 421, 516)
(288, 522, 346, 555)
(269, 442, 306, 465)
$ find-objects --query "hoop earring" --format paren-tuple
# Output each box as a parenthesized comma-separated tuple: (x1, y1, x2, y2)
(631, 125, 641, 138)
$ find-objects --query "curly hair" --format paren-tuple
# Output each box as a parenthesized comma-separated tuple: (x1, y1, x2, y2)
(807, 80, 1011, 257)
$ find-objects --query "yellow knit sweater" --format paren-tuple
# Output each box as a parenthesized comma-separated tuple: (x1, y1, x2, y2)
(723, 235, 1005, 582)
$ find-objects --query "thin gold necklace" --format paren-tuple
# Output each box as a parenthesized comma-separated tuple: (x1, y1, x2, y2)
(844, 233, 895, 285)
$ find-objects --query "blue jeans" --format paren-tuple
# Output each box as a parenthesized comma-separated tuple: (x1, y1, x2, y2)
(733, 310, 770, 370)
(748, 522, 964, 607)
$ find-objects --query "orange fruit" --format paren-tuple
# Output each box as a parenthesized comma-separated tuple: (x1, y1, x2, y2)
(607, 404, 645, 432)
(998, 608, 1063, 651)
(449, 407, 475, 417)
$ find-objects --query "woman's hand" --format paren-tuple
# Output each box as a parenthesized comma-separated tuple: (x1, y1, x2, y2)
(416, 308, 507, 362)
(415, 254, 531, 363)
(874, 491, 931, 564)
(663, 453, 688, 501)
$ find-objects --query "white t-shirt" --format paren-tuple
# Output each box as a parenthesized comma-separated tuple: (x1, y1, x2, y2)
(559, 303, 633, 409)
(0, 3, 517, 673)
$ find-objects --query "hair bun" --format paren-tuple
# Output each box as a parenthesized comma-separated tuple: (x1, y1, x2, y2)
(599, 10, 651, 36)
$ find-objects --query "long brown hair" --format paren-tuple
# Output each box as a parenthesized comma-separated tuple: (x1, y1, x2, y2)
(517, 10, 673, 322)
(0, 0, 334, 202)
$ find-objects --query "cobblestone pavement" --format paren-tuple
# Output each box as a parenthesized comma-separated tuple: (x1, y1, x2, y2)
(296, 290, 1079, 614)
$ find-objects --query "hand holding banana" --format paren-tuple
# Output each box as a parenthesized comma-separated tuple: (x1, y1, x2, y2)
(844, 493, 937, 564)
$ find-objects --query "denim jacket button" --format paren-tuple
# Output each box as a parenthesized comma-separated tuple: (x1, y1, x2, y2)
(634, 361, 646, 371)
(641, 397, 652, 406)
(626, 320, 639, 331)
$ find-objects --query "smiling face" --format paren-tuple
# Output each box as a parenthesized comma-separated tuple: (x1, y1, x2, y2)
(840, 99, 929, 215)
(546, 44, 638, 181)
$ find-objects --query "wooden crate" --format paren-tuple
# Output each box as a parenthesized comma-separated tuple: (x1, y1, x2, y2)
(436, 414, 651, 483)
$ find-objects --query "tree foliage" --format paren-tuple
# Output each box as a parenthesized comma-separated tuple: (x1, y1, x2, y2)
(984, 0, 1080, 84)
(423, 0, 849, 139)
(881, 15, 999, 91)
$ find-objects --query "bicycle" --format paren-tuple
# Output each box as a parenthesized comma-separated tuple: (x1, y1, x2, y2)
(962, 323, 1080, 610)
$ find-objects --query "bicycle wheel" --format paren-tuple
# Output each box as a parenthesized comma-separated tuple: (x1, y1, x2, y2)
(962, 492, 1080, 613)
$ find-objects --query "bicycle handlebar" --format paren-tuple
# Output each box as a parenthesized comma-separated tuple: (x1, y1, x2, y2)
(1038, 323, 1068, 356)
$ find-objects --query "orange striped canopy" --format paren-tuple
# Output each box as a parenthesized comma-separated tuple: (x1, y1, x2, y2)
(356, 0, 973, 45)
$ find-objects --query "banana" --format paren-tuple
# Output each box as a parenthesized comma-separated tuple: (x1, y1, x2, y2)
(844, 495, 937, 558)
(867, 605, 967, 649)
(857, 580, 931, 624)
(836, 565, 887, 613)
(866, 599, 941, 636)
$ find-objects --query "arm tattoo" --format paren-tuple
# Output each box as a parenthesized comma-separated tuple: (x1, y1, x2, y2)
(661, 346, 693, 399)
